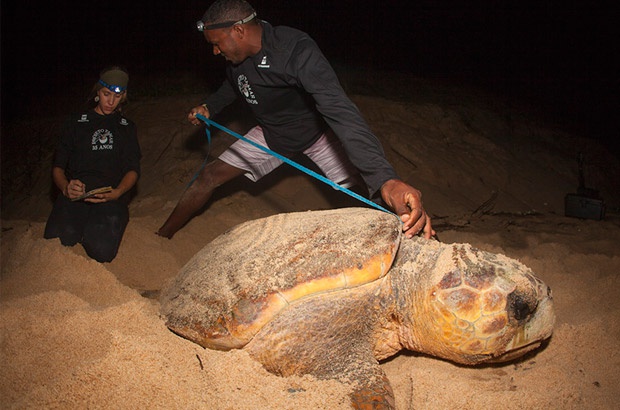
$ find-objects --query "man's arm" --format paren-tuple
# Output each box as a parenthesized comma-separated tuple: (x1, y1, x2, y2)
(291, 38, 397, 196)
(291, 38, 434, 238)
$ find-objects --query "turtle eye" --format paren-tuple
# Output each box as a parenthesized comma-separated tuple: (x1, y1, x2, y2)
(507, 291, 537, 321)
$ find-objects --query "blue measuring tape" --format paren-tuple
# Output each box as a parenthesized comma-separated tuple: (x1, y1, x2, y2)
(194, 113, 394, 215)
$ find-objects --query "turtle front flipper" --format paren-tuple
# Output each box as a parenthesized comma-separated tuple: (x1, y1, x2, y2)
(347, 361, 395, 410)
(243, 279, 397, 409)
(248, 330, 396, 410)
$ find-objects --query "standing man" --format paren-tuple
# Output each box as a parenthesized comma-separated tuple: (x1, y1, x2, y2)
(157, 0, 433, 239)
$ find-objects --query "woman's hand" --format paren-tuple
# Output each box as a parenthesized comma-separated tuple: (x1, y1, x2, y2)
(84, 171, 138, 203)
(84, 188, 121, 203)
(65, 179, 85, 200)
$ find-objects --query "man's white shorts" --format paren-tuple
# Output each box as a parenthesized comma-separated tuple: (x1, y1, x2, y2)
(218, 126, 360, 187)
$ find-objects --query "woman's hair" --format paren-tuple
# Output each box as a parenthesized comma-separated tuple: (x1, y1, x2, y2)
(87, 65, 129, 110)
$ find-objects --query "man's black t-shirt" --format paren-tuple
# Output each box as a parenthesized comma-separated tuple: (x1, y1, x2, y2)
(203, 21, 398, 196)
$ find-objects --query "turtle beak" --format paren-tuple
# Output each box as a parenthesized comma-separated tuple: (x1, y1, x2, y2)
(489, 284, 556, 363)
(485, 341, 543, 363)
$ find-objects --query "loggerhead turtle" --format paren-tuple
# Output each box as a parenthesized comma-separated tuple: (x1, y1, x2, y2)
(160, 207, 555, 409)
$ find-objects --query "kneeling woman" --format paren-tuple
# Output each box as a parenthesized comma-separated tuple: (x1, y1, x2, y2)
(44, 66, 142, 262)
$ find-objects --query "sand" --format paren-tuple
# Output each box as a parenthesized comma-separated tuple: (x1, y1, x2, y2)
(2, 74, 619, 409)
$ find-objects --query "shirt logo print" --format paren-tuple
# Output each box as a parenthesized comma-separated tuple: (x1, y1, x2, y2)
(237, 74, 258, 105)
(91, 129, 114, 151)
(258, 55, 270, 69)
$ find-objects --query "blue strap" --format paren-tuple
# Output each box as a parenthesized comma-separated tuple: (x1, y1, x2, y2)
(194, 113, 394, 215)
(186, 120, 212, 187)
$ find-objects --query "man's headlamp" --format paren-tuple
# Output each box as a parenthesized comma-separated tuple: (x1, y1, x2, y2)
(196, 11, 257, 32)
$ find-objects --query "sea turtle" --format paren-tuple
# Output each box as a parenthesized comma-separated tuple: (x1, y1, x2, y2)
(160, 207, 555, 409)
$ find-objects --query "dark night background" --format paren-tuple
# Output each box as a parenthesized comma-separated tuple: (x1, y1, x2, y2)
(2, 0, 619, 157)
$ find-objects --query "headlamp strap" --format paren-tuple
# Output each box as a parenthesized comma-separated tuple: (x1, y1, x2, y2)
(198, 11, 257, 31)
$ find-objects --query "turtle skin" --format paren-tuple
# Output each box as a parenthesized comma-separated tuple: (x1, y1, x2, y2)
(161, 208, 555, 409)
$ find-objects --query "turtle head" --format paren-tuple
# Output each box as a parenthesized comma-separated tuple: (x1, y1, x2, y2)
(394, 239, 555, 365)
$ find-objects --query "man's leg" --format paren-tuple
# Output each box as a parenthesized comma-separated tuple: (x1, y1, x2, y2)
(157, 159, 245, 238)
(303, 130, 365, 192)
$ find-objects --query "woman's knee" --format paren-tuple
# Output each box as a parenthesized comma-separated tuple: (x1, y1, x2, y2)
(82, 240, 120, 263)
(82, 223, 124, 262)
(82, 204, 128, 262)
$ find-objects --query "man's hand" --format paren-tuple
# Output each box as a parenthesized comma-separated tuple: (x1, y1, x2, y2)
(380, 179, 435, 239)
(188, 104, 210, 126)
